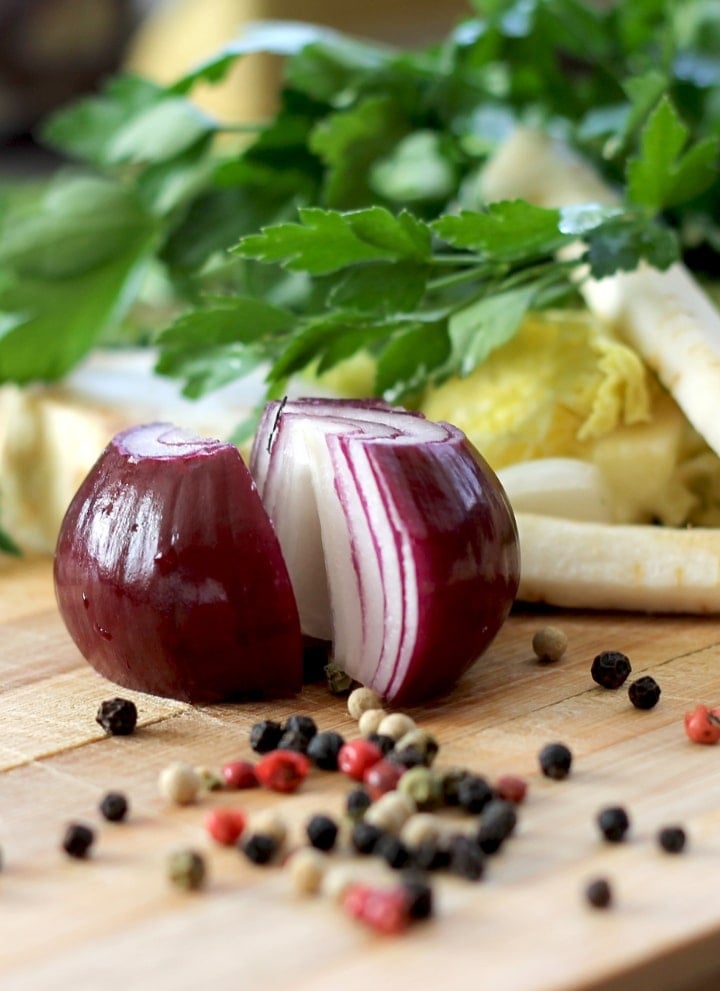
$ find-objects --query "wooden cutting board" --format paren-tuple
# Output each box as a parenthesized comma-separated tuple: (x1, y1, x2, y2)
(2, 556, 720, 991)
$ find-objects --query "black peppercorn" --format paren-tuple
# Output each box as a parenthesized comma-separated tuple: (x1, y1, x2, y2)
(597, 806, 630, 843)
(62, 822, 95, 859)
(658, 825, 687, 853)
(457, 773, 494, 814)
(351, 821, 385, 855)
(277, 728, 311, 753)
(365, 733, 396, 756)
(628, 676, 661, 710)
(284, 714, 318, 742)
(591, 651, 632, 689)
(375, 834, 413, 870)
(585, 877, 612, 908)
(249, 719, 284, 754)
(438, 767, 472, 807)
(96, 697, 137, 736)
(539, 742, 573, 780)
(307, 730, 345, 770)
(240, 832, 279, 865)
(401, 872, 434, 920)
(448, 834, 485, 881)
(477, 798, 518, 854)
(306, 814, 339, 852)
(388, 745, 427, 769)
(346, 787, 372, 821)
(413, 837, 451, 872)
(99, 791, 129, 823)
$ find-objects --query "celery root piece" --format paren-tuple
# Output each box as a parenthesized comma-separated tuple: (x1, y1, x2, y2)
(482, 129, 720, 458)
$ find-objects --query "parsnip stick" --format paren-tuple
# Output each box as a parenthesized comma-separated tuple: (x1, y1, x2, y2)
(482, 129, 720, 457)
(516, 512, 720, 614)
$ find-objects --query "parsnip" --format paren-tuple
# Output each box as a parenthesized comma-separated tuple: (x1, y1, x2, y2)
(516, 512, 720, 614)
(482, 128, 720, 458)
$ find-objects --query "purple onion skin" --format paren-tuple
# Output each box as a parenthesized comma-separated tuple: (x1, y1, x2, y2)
(360, 433, 520, 705)
(54, 425, 303, 703)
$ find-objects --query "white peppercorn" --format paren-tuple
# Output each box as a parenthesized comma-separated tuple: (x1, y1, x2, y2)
(364, 791, 416, 832)
(287, 847, 327, 895)
(358, 708, 388, 737)
(322, 864, 359, 902)
(532, 625, 568, 663)
(249, 809, 288, 847)
(158, 762, 201, 805)
(400, 813, 442, 849)
(347, 686, 384, 720)
(377, 712, 416, 741)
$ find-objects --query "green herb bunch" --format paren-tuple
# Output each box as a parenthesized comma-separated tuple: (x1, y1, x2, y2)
(0, 0, 718, 427)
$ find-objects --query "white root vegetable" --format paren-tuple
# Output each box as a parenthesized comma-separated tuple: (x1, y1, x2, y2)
(482, 128, 720, 458)
(516, 513, 720, 614)
(497, 458, 614, 523)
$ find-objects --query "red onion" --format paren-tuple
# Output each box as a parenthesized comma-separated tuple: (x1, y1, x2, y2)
(250, 398, 520, 704)
(54, 423, 303, 703)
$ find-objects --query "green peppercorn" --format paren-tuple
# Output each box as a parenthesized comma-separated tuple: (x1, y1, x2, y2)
(397, 766, 443, 810)
(167, 848, 206, 891)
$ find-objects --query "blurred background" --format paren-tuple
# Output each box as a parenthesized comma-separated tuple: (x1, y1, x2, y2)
(0, 0, 469, 172)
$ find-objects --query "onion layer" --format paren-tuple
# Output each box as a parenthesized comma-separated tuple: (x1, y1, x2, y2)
(251, 399, 520, 704)
(54, 423, 303, 703)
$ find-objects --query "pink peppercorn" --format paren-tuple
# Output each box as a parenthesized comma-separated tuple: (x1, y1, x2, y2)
(684, 705, 720, 745)
(363, 757, 405, 799)
(254, 750, 310, 793)
(338, 739, 384, 781)
(204, 807, 247, 846)
(495, 774, 528, 804)
(222, 760, 259, 789)
(342, 883, 410, 935)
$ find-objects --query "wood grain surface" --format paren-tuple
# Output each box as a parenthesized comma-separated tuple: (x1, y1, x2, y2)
(2, 557, 720, 991)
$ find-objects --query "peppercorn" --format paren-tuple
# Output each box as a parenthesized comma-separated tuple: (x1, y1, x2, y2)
(397, 766, 443, 810)
(532, 626, 568, 663)
(288, 847, 327, 895)
(684, 704, 720, 745)
(597, 806, 630, 843)
(395, 729, 439, 766)
(358, 708, 388, 736)
(364, 758, 405, 800)
(364, 791, 416, 832)
(400, 813, 442, 850)
(254, 750, 309, 793)
(585, 877, 612, 909)
(221, 759, 258, 790)
(324, 661, 353, 696)
(284, 714, 318, 742)
(277, 727, 312, 753)
(378, 713, 416, 741)
(365, 732, 396, 756)
(628, 676, 661, 710)
(99, 791, 129, 823)
(158, 762, 201, 805)
(167, 848, 206, 891)
(375, 834, 413, 870)
(538, 742, 573, 780)
(658, 825, 687, 854)
(477, 799, 518, 854)
(345, 787, 372, 821)
(457, 773, 494, 813)
(413, 837, 451, 872)
(351, 821, 385, 855)
(591, 650, 632, 689)
(389, 745, 427, 770)
(250, 809, 288, 847)
(62, 822, 95, 859)
(448, 834, 485, 881)
(307, 730, 345, 770)
(401, 872, 434, 920)
(195, 766, 224, 791)
(249, 719, 284, 754)
(96, 697, 138, 736)
(338, 738, 384, 781)
(437, 766, 472, 807)
(241, 832, 279, 865)
(306, 814, 339, 852)
(322, 865, 360, 902)
(343, 883, 410, 935)
(494, 774, 528, 805)
(205, 807, 247, 846)
(347, 686, 383, 720)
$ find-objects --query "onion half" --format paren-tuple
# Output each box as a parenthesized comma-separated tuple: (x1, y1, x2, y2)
(251, 398, 520, 704)
(54, 423, 303, 703)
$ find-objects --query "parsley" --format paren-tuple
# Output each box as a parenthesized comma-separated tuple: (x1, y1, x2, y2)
(0, 0, 716, 415)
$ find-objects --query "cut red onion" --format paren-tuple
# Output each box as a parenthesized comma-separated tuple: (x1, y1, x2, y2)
(54, 423, 303, 703)
(251, 398, 520, 704)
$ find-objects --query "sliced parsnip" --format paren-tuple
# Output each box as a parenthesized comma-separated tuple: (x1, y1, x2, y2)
(497, 458, 614, 523)
(482, 128, 720, 458)
(516, 512, 720, 614)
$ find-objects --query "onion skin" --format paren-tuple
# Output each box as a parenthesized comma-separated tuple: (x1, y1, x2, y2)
(54, 423, 303, 703)
(252, 399, 520, 705)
